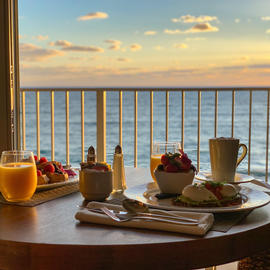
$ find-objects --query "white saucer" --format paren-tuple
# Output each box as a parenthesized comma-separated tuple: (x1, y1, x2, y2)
(195, 171, 254, 184)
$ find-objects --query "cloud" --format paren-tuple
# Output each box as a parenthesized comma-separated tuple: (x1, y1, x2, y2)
(261, 16, 270, 21)
(164, 29, 182, 34)
(62, 46, 104, 52)
(186, 23, 219, 33)
(172, 14, 218, 23)
(20, 43, 63, 62)
(77, 12, 108, 21)
(50, 40, 104, 52)
(130, 43, 142, 51)
(235, 18, 240, 23)
(164, 23, 218, 35)
(174, 43, 188, 49)
(144, 31, 157, 35)
(34, 35, 49, 41)
(104, 40, 122, 50)
(50, 40, 72, 47)
(117, 57, 131, 62)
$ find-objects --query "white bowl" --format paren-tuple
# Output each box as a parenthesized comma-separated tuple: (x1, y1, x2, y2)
(154, 169, 195, 194)
(79, 169, 112, 201)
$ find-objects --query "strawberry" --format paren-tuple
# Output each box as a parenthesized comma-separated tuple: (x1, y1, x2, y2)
(39, 157, 48, 164)
(165, 164, 179, 173)
(34, 155, 38, 161)
(44, 163, 55, 173)
(161, 154, 169, 166)
(37, 169, 42, 176)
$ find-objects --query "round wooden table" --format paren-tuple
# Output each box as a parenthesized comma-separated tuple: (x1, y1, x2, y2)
(0, 168, 270, 270)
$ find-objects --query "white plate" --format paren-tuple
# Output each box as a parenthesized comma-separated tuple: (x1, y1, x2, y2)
(195, 171, 254, 184)
(125, 184, 270, 213)
(36, 176, 79, 192)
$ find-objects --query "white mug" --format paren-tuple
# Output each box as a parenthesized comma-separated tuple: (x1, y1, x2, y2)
(209, 137, 247, 182)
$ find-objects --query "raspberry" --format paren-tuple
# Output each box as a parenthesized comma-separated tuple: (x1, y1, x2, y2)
(165, 164, 179, 173)
(37, 170, 42, 176)
(161, 154, 170, 166)
(44, 163, 55, 173)
(34, 155, 38, 161)
(39, 157, 48, 163)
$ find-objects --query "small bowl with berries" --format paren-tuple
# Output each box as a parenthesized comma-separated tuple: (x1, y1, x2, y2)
(79, 162, 113, 201)
(154, 150, 196, 194)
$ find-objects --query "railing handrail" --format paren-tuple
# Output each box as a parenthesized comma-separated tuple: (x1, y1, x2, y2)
(20, 87, 270, 92)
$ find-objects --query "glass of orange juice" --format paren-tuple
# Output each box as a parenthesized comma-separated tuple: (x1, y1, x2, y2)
(0, 150, 37, 202)
(150, 142, 181, 182)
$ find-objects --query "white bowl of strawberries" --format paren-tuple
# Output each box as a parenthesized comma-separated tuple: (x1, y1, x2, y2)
(154, 150, 196, 194)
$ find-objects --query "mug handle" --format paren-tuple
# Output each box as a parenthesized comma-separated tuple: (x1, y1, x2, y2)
(236, 144, 247, 167)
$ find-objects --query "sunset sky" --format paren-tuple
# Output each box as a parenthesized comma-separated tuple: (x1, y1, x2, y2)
(19, 0, 270, 87)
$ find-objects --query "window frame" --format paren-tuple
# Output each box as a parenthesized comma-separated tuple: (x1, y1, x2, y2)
(0, 0, 20, 152)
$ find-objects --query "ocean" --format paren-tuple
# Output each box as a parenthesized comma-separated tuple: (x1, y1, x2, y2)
(22, 90, 269, 179)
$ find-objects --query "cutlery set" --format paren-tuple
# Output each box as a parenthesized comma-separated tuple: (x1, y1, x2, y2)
(81, 206, 199, 225)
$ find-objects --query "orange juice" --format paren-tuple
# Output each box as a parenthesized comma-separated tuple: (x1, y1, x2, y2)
(0, 162, 37, 202)
(150, 154, 162, 181)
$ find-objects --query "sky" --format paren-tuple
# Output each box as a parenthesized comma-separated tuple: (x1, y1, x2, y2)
(18, 0, 270, 87)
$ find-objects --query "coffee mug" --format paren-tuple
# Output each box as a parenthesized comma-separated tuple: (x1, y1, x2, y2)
(209, 137, 247, 182)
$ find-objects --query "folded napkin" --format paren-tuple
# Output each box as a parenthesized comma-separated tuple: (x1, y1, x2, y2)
(75, 201, 214, 236)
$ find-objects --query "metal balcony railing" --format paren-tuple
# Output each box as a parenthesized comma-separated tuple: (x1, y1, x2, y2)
(20, 87, 270, 181)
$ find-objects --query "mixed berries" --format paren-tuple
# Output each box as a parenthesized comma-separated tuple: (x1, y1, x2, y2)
(157, 150, 196, 173)
(80, 161, 111, 172)
(35, 156, 66, 176)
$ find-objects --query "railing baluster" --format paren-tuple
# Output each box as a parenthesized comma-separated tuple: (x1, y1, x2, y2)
(22, 91, 25, 150)
(66, 91, 70, 166)
(96, 90, 106, 162)
(36, 91, 40, 159)
(81, 90, 84, 162)
(214, 90, 218, 137)
(150, 90, 153, 155)
(166, 91, 169, 141)
(181, 90, 185, 150)
(134, 90, 138, 167)
(51, 91, 55, 161)
(119, 91, 122, 146)
(197, 90, 201, 171)
(248, 90, 252, 175)
(231, 90, 235, 137)
(266, 90, 270, 182)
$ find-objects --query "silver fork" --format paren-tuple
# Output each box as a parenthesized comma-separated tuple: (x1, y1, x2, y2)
(100, 207, 199, 226)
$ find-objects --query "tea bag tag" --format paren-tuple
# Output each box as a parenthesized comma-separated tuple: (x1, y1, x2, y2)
(112, 145, 127, 193)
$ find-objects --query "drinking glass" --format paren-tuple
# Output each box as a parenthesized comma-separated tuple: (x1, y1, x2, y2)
(150, 142, 181, 182)
(0, 150, 37, 202)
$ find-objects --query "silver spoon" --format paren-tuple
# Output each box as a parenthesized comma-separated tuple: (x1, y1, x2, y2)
(122, 199, 199, 223)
